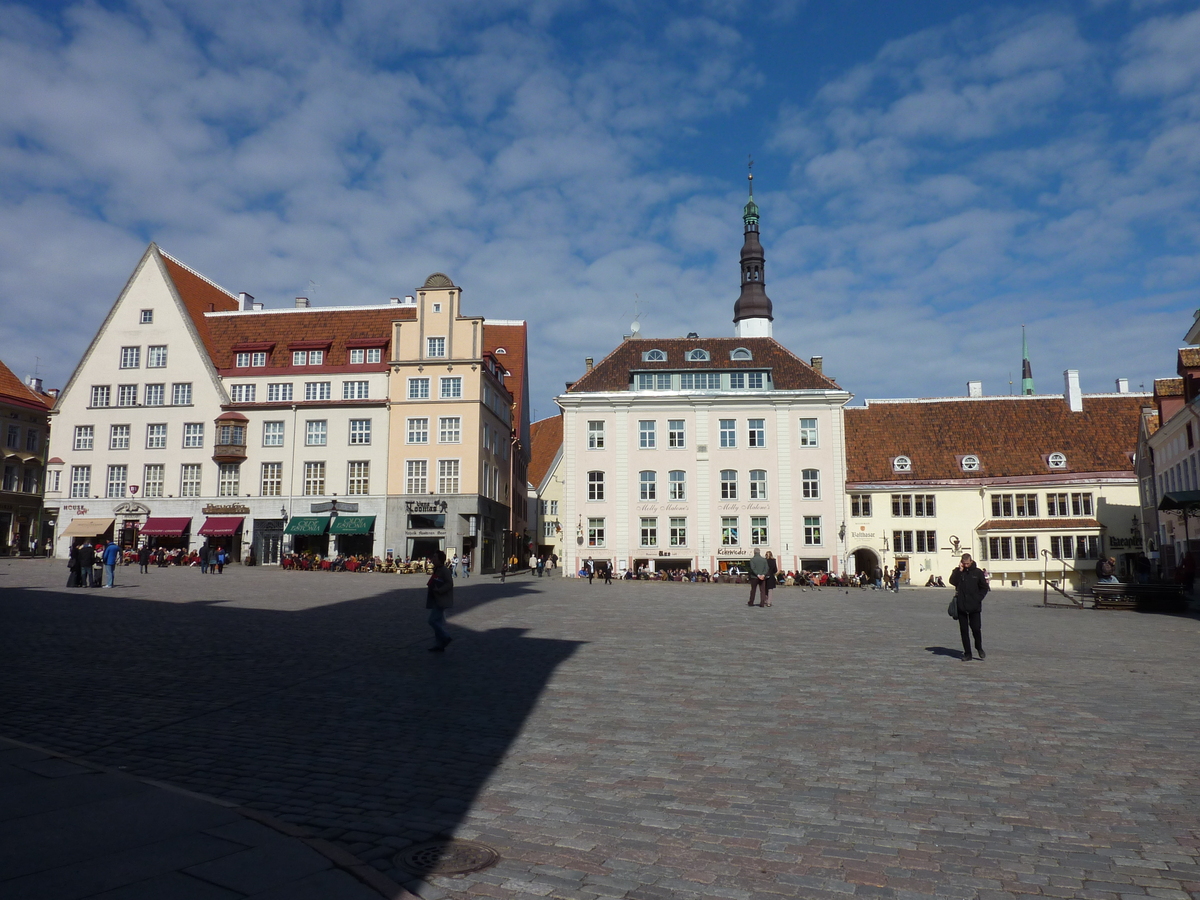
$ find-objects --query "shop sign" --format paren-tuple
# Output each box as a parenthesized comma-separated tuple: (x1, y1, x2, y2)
(717, 547, 745, 556)
(409, 529, 444, 537)
(1109, 535, 1143, 549)
(407, 500, 448, 514)
(203, 504, 250, 515)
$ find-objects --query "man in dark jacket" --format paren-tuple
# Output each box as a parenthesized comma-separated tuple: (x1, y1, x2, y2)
(76, 541, 95, 588)
(949, 553, 989, 661)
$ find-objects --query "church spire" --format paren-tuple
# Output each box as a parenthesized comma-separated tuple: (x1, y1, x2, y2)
(1021, 326, 1035, 395)
(733, 158, 773, 338)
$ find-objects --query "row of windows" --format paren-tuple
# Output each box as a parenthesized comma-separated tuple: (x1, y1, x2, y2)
(892, 452, 1069, 474)
(980, 535, 1101, 561)
(406, 417, 463, 444)
(66, 460, 396, 499)
(2, 463, 40, 494)
(118, 345, 169, 369)
(407, 376, 463, 400)
(73, 418, 379, 451)
(228, 381, 372, 403)
(586, 418, 820, 450)
(587, 468, 821, 502)
(402, 459, 462, 494)
(236, 348, 384, 368)
(5, 425, 40, 453)
(640, 347, 754, 363)
(584, 515, 824, 548)
(90, 383, 191, 408)
(633, 371, 771, 391)
(891, 530, 938, 554)
(847, 492, 1096, 519)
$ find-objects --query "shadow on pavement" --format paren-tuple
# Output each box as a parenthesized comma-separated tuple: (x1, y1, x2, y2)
(924, 645, 965, 659)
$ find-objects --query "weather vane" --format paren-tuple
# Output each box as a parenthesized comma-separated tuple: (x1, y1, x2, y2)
(747, 154, 754, 192)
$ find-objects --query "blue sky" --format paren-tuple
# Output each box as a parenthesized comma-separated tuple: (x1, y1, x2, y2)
(2, 0, 1198, 420)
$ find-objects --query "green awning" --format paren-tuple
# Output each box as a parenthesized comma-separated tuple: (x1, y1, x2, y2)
(284, 516, 330, 535)
(328, 515, 376, 535)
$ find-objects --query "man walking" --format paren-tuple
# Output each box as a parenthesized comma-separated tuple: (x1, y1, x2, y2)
(138, 543, 151, 574)
(893, 560, 904, 593)
(949, 553, 989, 661)
(747, 547, 769, 607)
(425, 550, 455, 652)
(102, 539, 120, 588)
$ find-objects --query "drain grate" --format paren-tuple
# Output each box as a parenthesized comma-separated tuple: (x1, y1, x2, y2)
(395, 838, 501, 875)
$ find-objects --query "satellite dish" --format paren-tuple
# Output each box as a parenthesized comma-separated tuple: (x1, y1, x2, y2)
(630, 321, 641, 334)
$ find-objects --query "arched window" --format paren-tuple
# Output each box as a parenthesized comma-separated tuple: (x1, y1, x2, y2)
(801, 468, 820, 499)
(750, 469, 768, 499)
(893, 456, 912, 473)
(1048, 452, 1067, 469)
(642, 349, 667, 362)
(961, 455, 980, 472)
(686, 348, 710, 362)
(720, 469, 738, 499)
(639, 470, 657, 501)
(730, 347, 752, 360)
(669, 470, 686, 500)
(587, 471, 605, 501)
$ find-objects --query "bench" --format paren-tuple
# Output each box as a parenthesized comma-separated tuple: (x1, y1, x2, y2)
(1090, 582, 1187, 612)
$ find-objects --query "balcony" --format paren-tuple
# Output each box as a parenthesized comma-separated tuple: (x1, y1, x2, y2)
(213, 411, 249, 464)
(212, 442, 247, 464)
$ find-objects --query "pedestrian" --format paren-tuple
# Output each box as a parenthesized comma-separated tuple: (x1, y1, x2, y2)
(451, 553, 459, 577)
(462, 554, 470, 578)
(67, 542, 82, 587)
(536, 555, 545, 577)
(138, 543, 151, 574)
(208, 544, 219, 574)
(425, 550, 454, 652)
(763, 550, 778, 607)
(747, 547, 769, 606)
(893, 560, 904, 593)
(528, 552, 537, 575)
(199, 541, 210, 575)
(102, 538, 120, 588)
(949, 553, 989, 661)
(586, 559, 593, 584)
(500, 558, 507, 582)
(89, 542, 104, 586)
(603, 562, 612, 585)
(216, 547, 225, 574)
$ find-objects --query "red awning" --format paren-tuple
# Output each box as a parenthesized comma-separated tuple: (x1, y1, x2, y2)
(198, 516, 244, 536)
(140, 516, 192, 537)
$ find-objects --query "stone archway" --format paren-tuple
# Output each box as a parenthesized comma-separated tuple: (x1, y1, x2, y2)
(852, 547, 880, 577)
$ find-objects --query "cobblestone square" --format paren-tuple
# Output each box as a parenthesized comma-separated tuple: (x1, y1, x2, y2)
(2, 559, 1198, 900)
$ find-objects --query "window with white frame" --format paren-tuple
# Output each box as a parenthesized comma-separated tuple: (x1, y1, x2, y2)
(235, 352, 252, 367)
(267, 383, 293, 402)
(643, 349, 667, 362)
(292, 350, 306, 366)
(307, 350, 324, 365)
(1071, 493, 1093, 516)
(892, 455, 911, 472)
(218, 464, 240, 497)
(680, 372, 720, 390)
(640, 517, 658, 547)
(120, 346, 140, 368)
(804, 516, 822, 545)
(144, 384, 164, 406)
(217, 422, 242, 446)
(961, 454, 980, 472)
(347, 461, 370, 495)
(639, 420, 656, 448)
(750, 469, 768, 499)
(588, 517, 605, 547)
(639, 470, 657, 500)
(147, 345, 168, 368)
(109, 425, 130, 450)
(172, 383, 192, 406)
(349, 419, 372, 445)
(406, 459, 427, 493)
(636, 372, 672, 390)
(1048, 452, 1067, 469)
(721, 516, 738, 545)
(349, 349, 365, 364)
(73, 425, 94, 451)
(342, 380, 369, 400)
(70, 465, 91, 498)
(851, 493, 872, 517)
(588, 470, 605, 501)
(731, 347, 752, 360)
(801, 468, 819, 499)
(303, 461, 326, 495)
(49, 470, 61, 493)
(438, 416, 461, 443)
(305, 420, 327, 446)
(748, 418, 765, 447)
(365, 347, 381, 363)
(440, 376, 462, 399)
(549, 500, 558, 515)
(261, 462, 282, 496)
(799, 418, 818, 447)
(263, 421, 284, 447)
(427, 337, 446, 358)
(106, 465, 127, 498)
(140, 309, 153, 324)
(669, 470, 686, 500)
(90, 385, 111, 407)
(670, 517, 687, 547)
(230, 384, 256, 403)
(686, 349, 709, 361)
(183, 423, 204, 448)
(751, 516, 768, 545)
(117, 384, 137, 407)
(180, 464, 202, 497)
(588, 421, 605, 449)
(143, 464, 164, 498)
(720, 469, 737, 499)
(305, 381, 331, 401)
(438, 459, 460, 493)
(668, 420, 685, 448)
(543, 520, 557, 538)
(146, 424, 167, 449)
(719, 419, 736, 448)
(408, 377, 430, 399)
(408, 417, 429, 443)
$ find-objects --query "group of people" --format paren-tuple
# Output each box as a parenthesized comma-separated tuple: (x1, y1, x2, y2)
(66, 540, 121, 588)
(281, 552, 382, 572)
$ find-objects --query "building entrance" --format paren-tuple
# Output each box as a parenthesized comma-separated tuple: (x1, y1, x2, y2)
(852, 548, 880, 577)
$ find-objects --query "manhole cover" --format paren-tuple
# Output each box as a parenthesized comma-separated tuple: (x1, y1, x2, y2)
(395, 839, 501, 875)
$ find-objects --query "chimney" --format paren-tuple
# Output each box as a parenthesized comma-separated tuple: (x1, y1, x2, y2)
(238, 292, 254, 311)
(25, 375, 43, 393)
(967, 381, 982, 397)
(47, 388, 60, 400)
(405, 295, 415, 305)
(585, 357, 594, 373)
(810, 356, 823, 375)
(1064, 369, 1083, 412)
(252, 302, 264, 311)
(295, 297, 310, 308)
(1116, 377, 1129, 393)
(389, 297, 401, 305)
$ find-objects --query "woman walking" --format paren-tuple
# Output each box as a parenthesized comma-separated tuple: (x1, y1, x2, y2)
(763, 550, 778, 607)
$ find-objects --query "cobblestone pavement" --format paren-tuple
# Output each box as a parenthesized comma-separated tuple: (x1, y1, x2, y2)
(2, 558, 1199, 900)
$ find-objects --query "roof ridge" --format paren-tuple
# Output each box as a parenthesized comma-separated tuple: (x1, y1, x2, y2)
(158, 248, 238, 300)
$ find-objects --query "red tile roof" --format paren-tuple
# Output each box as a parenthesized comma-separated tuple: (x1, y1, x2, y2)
(1155, 377, 1184, 397)
(1179, 348, 1200, 368)
(159, 251, 239, 358)
(484, 322, 529, 429)
(205, 308, 414, 370)
(0, 357, 53, 411)
(845, 395, 1148, 484)
(529, 414, 563, 488)
(565, 337, 839, 392)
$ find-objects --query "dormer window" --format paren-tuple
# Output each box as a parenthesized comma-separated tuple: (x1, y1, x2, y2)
(730, 348, 752, 360)
(495, 347, 507, 354)
(1048, 452, 1067, 469)
(643, 349, 667, 362)
(961, 455, 980, 472)
(892, 456, 912, 473)
(686, 349, 710, 362)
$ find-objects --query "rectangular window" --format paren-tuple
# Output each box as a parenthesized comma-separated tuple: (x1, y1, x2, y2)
(70, 465, 91, 498)
(218, 463, 240, 497)
(308, 350, 323, 365)
(588, 517, 606, 548)
(719, 419, 736, 448)
(1071, 493, 1093, 516)
(668, 420, 685, 448)
(437, 459, 460, 493)
(891, 494, 913, 517)
(751, 516, 768, 545)
(117, 384, 137, 407)
(680, 372, 720, 390)
(799, 418, 818, 446)
(588, 421, 605, 449)
(230, 384, 256, 403)
(915, 530, 937, 553)
(408, 417, 429, 443)
(801, 468, 819, 499)
(640, 517, 658, 547)
(892, 530, 914, 553)
(427, 337, 446, 357)
(305, 381, 331, 401)
(218, 423, 245, 445)
(144, 384, 164, 406)
(263, 421, 284, 447)
(146, 424, 167, 449)
(408, 377, 430, 399)
(440, 376, 463, 399)
(406, 459, 427, 494)
(105, 465, 127, 498)
(172, 383, 192, 406)
(991, 494, 1014, 517)
(252, 351, 267, 367)
(267, 383, 293, 402)
(543, 520, 556, 538)
(342, 380, 369, 400)
(669, 470, 686, 500)
(347, 461, 370, 495)
(74, 425, 94, 451)
(639, 420, 656, 449)
(109, 424, 130, 450)
(805, 516, 823, 546)
(349, 348, 365, 364)
(261, 462, 282, 496)
(147, 345, 167, 368)
(235, 352, 251, 367)
(750, 469, 768, 500)
(721, 469, 738, 500)
(550, 500, 558, 515)
(438, 416, 461, 443)
(305, 420, 327, 446)
(988, 536, 1013, 560)
(639, 470, 657, 500)
(292, 350, 306, 366)
(588, 471, 605, 501)
(49, 470, 61, 493)
(747, 372, 764, 389)
(140, 309, 153, 324)
(1014, 536, 1037, 559)
(349, 419, 372, 445)
(180, 464, 202, 497)
(748, 419, 765, 448)
(1016, 494, 1037, 517)
(120, 346, 140, 368)
(851, 493, 872, 517)
(670, 517, 687, 547)
(722, 516, 739, 546)
(90, 385, 111, 407)
(143, 464, 164, 498)
(914, 494, 935, 517)
(303, 461, 326, 496)
(729, 372, 744, 389)
(26, 429, 39, 453)
(636, 372, 672, 390)
(183, 423, 204, 448)
(366, 347, 381, 363)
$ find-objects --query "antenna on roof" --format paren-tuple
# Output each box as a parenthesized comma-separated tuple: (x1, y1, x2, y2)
(630, 293, 642, 336)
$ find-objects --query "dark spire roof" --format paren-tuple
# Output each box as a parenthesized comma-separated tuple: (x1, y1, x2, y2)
(733, 168, 773, 324)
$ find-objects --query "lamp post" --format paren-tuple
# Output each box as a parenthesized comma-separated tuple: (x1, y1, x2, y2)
(1041, 548, 1051, 606)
